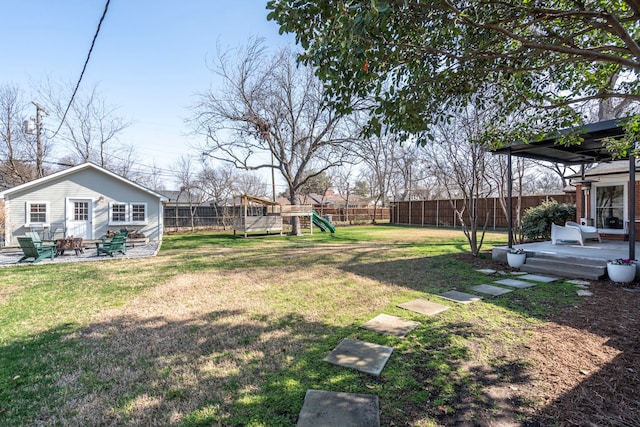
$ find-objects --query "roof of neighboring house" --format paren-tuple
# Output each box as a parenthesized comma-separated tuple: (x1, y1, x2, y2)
(0, 162, 169, 202)
(567, 160, 640, 179)
(276, 196, 291, 205)
(308, 190, 371, 206)
(157, 190, 208, 205)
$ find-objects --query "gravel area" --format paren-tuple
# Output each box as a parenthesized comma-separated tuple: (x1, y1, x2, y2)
(0, 241, 161, 267)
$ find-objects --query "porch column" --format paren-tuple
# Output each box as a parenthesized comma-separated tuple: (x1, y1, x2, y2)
(507, 147, 513, 248)
(630, 154, 636, 260)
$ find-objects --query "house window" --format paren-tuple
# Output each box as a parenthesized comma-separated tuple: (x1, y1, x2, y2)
(109, 202, 148, 225)
(26, 201, 49, 226)
(595, 185, 624, 229)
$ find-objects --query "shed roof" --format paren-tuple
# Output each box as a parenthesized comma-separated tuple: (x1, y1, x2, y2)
(0, 162, 169, 202)
(491, 118, 626, 164)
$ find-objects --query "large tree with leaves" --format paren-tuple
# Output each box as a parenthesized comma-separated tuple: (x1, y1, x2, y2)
(267, 1, 640, 146)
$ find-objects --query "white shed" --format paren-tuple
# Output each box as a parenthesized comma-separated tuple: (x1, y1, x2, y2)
(0, 163, 168, 246)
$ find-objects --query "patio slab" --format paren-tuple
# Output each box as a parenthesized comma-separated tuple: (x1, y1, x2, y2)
(297, 389, 380, 427)
(398, 299, 450, 316)
(470, 284, 513, 297)
(518, 274, 560, 283)
(360, 314, 420, 338)
(438, 290, 483, 304)
(576, 290, 594, 297)
(494, 278, 538, 289)
(324, 338, 393, 376)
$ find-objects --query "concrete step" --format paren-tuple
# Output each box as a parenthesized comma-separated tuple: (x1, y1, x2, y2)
(521, 256, 606, 280)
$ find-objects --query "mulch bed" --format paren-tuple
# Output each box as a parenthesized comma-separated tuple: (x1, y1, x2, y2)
(467, 253, 640, 426)
(526, 280, 640, 426)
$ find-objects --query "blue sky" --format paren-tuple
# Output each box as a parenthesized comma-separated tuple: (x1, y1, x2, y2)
(1, 1, 293, 181)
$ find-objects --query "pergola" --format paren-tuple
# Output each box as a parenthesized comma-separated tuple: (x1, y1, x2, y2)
(491, 118, 636, 259)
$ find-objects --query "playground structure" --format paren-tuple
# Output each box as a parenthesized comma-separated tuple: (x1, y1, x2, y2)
(233, 194, 336, 237)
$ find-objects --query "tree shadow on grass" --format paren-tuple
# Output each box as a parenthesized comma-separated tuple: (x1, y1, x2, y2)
(0, 302, 533, 427)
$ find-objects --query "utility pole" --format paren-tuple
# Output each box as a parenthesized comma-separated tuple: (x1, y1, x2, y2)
(32, 102, 48, 178)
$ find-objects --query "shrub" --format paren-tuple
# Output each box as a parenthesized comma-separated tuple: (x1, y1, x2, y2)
(522, 200, 576, 240)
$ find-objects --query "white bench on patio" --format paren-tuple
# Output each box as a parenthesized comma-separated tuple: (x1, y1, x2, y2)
(565, 221, 601, 242)
(551, 222, 601, 246)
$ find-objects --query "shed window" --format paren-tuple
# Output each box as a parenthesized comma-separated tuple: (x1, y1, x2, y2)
(109, 202, 148, 225)
(131, 204, 146, 222)
(26, 201, 49, 226)
(111, 203, 127, 222)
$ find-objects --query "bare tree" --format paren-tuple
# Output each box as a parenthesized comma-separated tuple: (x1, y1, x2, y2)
(190, 38, 355, 235)
(232, 170, 269, 198)
(424, 107, 494, 256)
(37, 80, 132, 171)
(334, 165, 356, 223)
(0, 85, 40, 187)
(172, 156, 206, 232)
(354, 131, 402, 210)
(484, 154, 527, 243)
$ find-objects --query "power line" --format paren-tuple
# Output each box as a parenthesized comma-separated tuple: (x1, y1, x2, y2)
(50, 0, 111, 139)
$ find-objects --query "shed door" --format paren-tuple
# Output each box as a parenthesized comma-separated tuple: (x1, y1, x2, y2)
(66, 199, 93, 239)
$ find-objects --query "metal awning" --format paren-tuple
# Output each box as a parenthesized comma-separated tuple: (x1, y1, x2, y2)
(492, 118, 627, 164)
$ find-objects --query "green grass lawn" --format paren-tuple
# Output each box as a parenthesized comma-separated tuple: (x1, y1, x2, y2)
(0, 226, 580, 426)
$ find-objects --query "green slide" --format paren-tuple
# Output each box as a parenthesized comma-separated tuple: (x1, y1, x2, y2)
(312, 210, 336, 233)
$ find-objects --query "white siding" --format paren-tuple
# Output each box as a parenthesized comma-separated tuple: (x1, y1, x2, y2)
(4, 167, 164, 245)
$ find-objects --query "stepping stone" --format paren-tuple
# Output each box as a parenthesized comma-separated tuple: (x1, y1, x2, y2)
(576, 290, 593, 297)
(297, 389, 380, 427)
(438, 290, 482, 304)
(398, 299, 450, 316)
(511, 271, 528, 275)
(567, 279, 591, 286)
(494, 278, 538, 289)
(360, 314, 420, 338)
(518, 274, 560, 283)
(470, 284, 513, 297)
(324, 338, 393, 376)
(476, 268, 497, 275)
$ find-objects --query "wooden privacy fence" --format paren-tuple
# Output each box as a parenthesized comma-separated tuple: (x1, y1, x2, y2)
(164, 206, 237, 229)
(391, 194, 575, 229)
